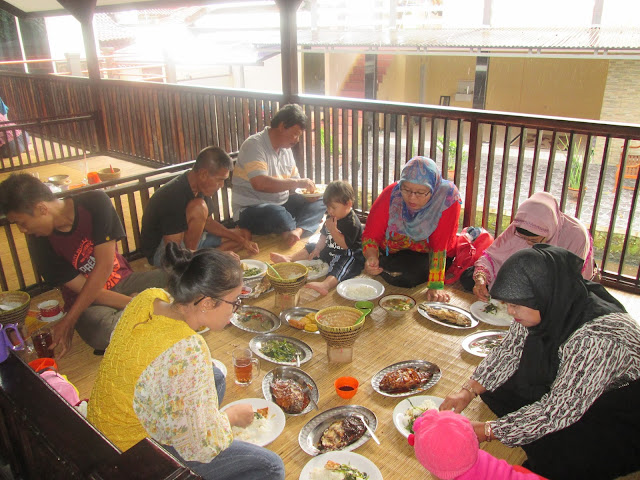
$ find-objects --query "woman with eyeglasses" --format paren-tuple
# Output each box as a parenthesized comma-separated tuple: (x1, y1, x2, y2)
(363, 156, 461, 302)
(463, 191, 596, 301)
(88, 243, 285, 480)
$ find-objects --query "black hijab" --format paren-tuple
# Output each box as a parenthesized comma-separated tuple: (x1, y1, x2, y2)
(489, 244, 625, 402)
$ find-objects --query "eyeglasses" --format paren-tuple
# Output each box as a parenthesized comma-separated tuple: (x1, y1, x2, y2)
(193, 296, 242, 313)
(400, 186, 432, 199)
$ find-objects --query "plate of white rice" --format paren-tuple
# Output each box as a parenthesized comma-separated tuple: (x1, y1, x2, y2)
(300, 451, 382, 480)
(392, 395, 443, 438)
(336, 278, 385, 301)
(221, 398, 285, 447)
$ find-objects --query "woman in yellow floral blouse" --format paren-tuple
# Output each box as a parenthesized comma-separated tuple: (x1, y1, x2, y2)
(88, 243, 284, 480)
(363, 156, 461, 302)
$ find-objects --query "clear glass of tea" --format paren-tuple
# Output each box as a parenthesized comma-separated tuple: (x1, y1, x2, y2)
(232, 347, 260, 386)
(32, 327, 54, 358)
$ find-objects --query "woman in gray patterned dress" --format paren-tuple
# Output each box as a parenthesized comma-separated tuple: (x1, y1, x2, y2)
(441, 244, 640, 480)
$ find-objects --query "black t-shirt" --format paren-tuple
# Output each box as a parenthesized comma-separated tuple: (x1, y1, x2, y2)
(321, 209, 363, 255)
(140, 172, 215, 262)
(28, 190, 131, 309)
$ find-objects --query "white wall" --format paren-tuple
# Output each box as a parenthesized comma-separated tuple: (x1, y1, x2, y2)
(45, 15, 86, 59)
(244, 54, 285, 93)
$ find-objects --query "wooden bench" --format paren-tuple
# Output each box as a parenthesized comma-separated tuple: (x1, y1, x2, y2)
(0, 352, 201, 480)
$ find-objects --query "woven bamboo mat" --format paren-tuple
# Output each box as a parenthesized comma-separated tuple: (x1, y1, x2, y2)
(46, 234, 640, 480)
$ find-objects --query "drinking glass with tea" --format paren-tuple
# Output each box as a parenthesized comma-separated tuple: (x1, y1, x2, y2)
(232, 347, 260, 386)
(32, 327, 54, 358)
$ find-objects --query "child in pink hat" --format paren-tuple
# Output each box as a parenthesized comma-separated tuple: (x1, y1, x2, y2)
(407, 410, 546, 480)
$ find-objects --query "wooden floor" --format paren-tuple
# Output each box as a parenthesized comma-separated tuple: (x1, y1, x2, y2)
(20, 234, 640, 480)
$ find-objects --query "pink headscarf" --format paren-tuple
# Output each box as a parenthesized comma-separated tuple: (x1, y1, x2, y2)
(476, 192, 594, 286)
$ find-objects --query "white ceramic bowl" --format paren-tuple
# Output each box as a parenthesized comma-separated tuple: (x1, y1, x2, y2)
(378, 294, 417, 317)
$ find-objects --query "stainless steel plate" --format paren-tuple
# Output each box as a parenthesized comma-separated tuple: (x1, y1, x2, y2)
(249, 334, 313, 366)
(371, 359, 442, 397)
(298, 405, 377, 456)
(461, 330, 507, 358)
(262, 366, 319, 416)
(231, 306, 281, 334)
(417, 302, 478, 330)
(279, 307, 320, 335)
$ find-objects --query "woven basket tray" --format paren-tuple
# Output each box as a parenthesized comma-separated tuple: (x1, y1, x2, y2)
(316, 306, 365, 347)
(0, 291, 30, 326)
(267, 262, 308, 294)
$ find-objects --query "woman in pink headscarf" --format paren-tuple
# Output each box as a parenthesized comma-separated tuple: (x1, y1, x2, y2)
(470, 191, 595, 301)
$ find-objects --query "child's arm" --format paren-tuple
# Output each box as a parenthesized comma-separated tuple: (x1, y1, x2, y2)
(325, 217, 348, 249)
(309, 234, 327, 258)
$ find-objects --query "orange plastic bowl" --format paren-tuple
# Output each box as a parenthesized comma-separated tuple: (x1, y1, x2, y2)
(335, 376, 359, 399)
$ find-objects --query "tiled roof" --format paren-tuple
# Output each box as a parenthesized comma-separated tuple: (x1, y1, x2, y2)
(254, 26, 640, 54)
(94, 14, 133, 43)
(93, 7, 205, 43)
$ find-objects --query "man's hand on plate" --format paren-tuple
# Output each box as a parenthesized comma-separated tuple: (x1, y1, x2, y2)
(296, 178, 316, 192)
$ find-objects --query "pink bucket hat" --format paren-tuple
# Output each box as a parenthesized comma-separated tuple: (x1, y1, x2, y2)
(407, 409, 479, 479)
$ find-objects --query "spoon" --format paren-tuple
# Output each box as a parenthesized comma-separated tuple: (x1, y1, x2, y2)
(295, 351, 301, 368)
(301, 382, 319, 410)
(355, 414, 380, 445)
(382, 269, 402, 278)
(267, 263, 283, 279)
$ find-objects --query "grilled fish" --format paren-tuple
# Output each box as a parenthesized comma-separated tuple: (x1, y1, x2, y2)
(379, 367, 434, 393)
(270, 378, 309, 414)
(318, 415, 366, 452)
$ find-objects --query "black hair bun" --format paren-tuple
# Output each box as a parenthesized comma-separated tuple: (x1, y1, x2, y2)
(162, 242, 193, 277)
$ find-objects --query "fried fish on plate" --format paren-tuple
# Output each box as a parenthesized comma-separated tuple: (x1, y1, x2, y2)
(422, 305, 472, 327)
(318, 415, 366, 452)
(379, 367, 434, 394)
(270, 378, 310, 414)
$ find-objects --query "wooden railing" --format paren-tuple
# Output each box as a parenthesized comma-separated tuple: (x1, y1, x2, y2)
(0, 352, 200, 479)
(0, 158, 235, 294)
(0, 71, 639, 291)
(0, 112, 100, 171)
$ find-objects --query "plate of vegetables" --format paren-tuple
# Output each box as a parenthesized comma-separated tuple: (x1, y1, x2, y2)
(231, 306, 281, 333)
(250, 334, 313, 366)
(241, 259, 268, 280)
(392, 395, 444, 438)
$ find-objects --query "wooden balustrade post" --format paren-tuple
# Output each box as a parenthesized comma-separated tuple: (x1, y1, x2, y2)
(463, 120, 483, 227)
(57, 0, 100, 82)
(276, 0, 302, 103)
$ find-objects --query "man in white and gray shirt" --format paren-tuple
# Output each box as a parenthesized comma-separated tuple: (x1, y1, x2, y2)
(231, 104, 325, 247)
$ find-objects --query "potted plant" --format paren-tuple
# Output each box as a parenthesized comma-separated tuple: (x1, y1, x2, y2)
(560, 136, 593, 197)
(437, 136, 467, 178)
(568, 155, 583, 192)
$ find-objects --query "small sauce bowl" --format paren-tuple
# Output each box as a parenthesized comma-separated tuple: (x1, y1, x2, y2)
(335, 376, 359, 399)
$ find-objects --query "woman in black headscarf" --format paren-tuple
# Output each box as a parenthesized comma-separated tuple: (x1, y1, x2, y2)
(441, 244, 640, 480)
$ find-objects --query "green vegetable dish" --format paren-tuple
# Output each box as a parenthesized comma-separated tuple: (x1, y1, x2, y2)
(260, 339, 299, 362)
(243, 267, 262, 277)
(483, 303, 498, 315)
(333, 463, 369, 480)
